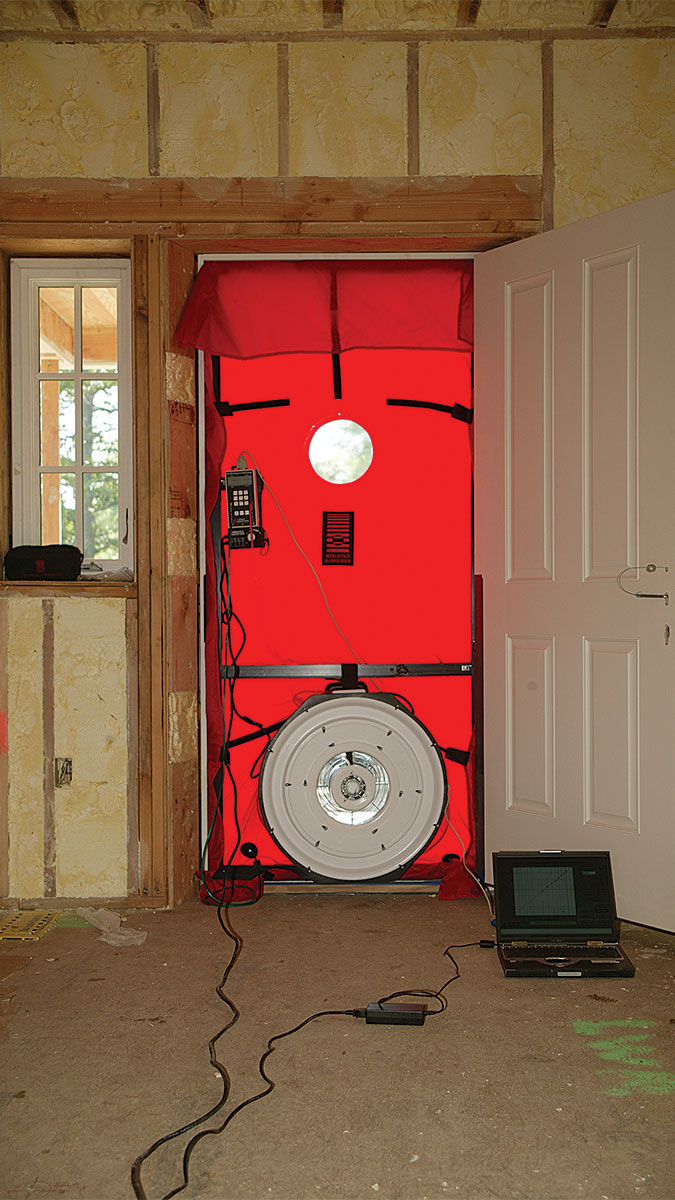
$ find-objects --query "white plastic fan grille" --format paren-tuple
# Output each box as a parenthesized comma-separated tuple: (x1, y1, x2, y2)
(259, 693, 446, 882)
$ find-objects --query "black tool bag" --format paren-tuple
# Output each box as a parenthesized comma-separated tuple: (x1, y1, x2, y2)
(3, 544, 83, 581)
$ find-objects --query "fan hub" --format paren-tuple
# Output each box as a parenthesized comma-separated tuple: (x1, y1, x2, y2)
(317, 751, 389, 826)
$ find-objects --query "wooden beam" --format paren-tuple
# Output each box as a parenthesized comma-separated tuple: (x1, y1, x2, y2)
(0, 177, 542, 230)
(590, 0, 618, 26)
(132, 235, 155, 902)
(146, 45, 160, 177)
(322, 0, 343, 29)
(0, 598, 9, 897)
(39, 296, 74, 365)
(0, 250, 10, 564)
(407, 43, 420, 177)
(542, 39, 554, 230)
(457, 0, 481, 27)
(47, 0, 80, 28)
(186, 0, 211, 27)
(0, 24, 672, 44)
(147, 235, 169, 904)
(277, 44, 290, 177)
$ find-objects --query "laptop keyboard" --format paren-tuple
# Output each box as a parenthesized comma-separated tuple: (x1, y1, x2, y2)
(503, 944, 622, 959)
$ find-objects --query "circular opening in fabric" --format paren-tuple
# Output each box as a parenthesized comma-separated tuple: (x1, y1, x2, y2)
(308, 420, 373, 484)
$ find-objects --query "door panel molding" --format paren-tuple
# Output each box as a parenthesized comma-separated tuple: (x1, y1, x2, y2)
(505, 272, 554, 582)
(506, 635, 555, 818)
(583, 636, 639, 833)
(582, 247, 638, 582)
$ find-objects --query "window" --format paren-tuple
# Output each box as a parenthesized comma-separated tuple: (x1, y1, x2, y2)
(10, 259, 133, 575)
(308, 419, 373, 484)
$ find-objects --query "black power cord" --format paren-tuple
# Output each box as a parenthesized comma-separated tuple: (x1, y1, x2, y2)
(132, 538, 264, 1198)
(131, 521, 495, 1198)
(131, 937, 495, 1197)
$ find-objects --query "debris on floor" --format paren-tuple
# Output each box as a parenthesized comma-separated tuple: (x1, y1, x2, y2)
(75, 908, 148, 946)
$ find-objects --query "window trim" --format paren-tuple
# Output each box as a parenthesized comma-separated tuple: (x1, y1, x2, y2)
(10, 257, 134, 574)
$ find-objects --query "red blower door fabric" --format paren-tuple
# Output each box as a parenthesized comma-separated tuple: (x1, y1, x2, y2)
(177, 260, 477, 900)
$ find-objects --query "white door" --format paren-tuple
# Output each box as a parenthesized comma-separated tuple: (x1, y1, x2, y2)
(474, 191, 675, 930)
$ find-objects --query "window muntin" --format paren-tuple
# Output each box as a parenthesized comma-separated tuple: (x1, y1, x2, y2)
(11, 260, 133, 574)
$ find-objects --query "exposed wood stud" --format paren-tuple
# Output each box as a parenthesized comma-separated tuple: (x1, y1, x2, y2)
(542, 39, 554, 231)
(42, 600, 56, 899)
(0, 26, 673, 44)
(146, 44, 160, 178)
(186, 0, 211, 27)
(0, 598, 9, 897)
(0, 250, 9, 563)
(47, 0, 80, 28)
(407, 43, 420, 178)
(590, 0, 618, 26)
(457, 0, 482, 27)
(146, 235, 169, 902)
(322, 0, 344, 29)
(126, 597, 140, 897)
(278, 43, 290, 178)
(132, 235, 154, 901)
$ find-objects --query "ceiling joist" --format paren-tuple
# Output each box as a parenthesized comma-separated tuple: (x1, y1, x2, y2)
(457, 0, 482, 27)
(47, 0, 80, 28)
(590, 0, 618, 26)
(186, 0, 211, 28)
(322, 0, 344, 30)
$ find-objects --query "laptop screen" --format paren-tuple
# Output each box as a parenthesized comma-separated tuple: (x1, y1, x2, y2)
(493, 851, 618, 941)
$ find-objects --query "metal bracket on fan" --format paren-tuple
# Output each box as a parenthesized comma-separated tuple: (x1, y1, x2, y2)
(222, 661, 473, 679)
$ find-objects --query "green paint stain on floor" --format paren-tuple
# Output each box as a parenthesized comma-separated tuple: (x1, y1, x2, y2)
(574, 1019, 675, 1096)
(588, 1034, 657, 1066)
(604, 1069, 675, 1097)
(55, 913, 91, 928)
(573, 1019, 655, 1037)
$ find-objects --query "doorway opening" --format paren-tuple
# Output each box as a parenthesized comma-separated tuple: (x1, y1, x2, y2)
(177, 256, 479, 900)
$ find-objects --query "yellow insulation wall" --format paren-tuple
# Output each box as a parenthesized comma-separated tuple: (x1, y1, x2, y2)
(3, 597, 128, 901)
(0, 2, 673, 223)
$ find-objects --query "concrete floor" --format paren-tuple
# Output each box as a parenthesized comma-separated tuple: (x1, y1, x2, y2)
(0, 893, 674, 1200)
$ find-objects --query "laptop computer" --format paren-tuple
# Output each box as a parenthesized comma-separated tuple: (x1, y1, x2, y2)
(492, 850, 635, 978)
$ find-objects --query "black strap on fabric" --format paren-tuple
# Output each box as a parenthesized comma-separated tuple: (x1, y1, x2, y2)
(330, 268, 342, 399)
(211, 355, 290, 416)
(440, 745, 471, 767)
(215, 398, 291, 416)
(387, 397, 473, 424)
(332, 353, 342, 400)
(220, 718, 286, 759)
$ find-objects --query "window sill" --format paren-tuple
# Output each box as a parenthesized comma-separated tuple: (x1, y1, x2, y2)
(0, 579, 137, 598)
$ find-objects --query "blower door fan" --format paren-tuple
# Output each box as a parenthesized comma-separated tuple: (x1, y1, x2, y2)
(259, 692, 447, 883)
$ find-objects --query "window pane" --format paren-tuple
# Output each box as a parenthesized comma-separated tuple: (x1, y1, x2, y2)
(39, 287, 74, 372)
(40, 379, 75, 466)
(41, 473, 76, 546)
(308, 419, 373, 484)
(82, 286, 117, 373)
(82, 380, 119, 465)
(83, 473, 118, 560)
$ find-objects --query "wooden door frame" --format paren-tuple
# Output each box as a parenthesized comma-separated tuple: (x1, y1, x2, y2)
(0, 174, 542, 907)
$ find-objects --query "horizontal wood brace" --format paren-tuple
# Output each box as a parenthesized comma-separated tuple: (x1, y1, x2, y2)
(0, 27, 672, 44)
(0, 175, 542, 226)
